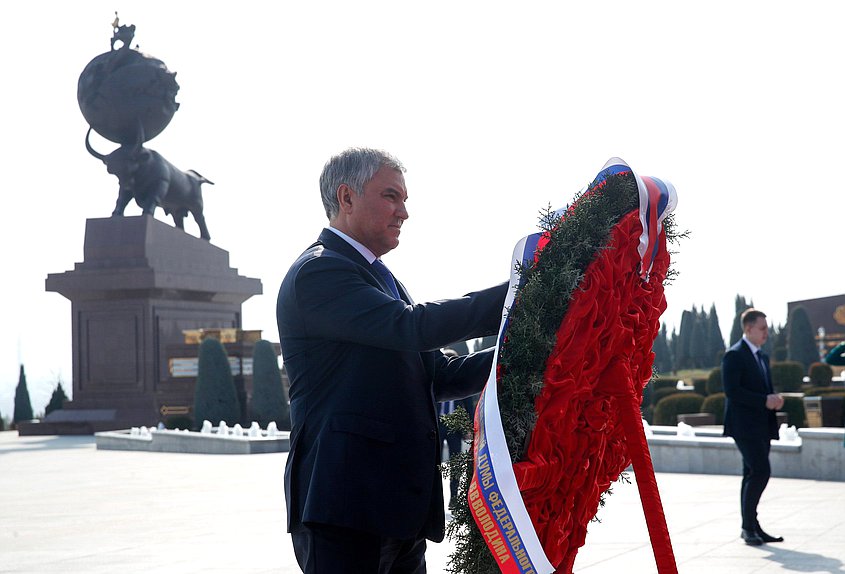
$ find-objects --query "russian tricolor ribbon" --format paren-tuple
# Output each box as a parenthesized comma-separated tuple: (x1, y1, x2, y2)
(585, 158, 677, 280)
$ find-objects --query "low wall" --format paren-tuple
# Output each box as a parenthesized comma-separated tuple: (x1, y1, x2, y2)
(95, 428, 291, 455)
(646, 426, 844, 481)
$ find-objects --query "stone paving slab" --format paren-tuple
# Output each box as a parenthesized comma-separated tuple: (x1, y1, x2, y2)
(2, 431, 844, 573)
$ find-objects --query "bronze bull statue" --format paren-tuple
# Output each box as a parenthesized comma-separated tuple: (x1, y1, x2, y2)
(85, 127, 213, 240)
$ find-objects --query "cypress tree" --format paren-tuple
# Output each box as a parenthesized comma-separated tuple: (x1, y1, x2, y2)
(250, 340, 290, 430)
(707, 304, 725, 367)
(689, 306, 707, 369)
(729, 294, 749, 346)
(676, 310, 694, 370)
(13, 365, 34, 427)
(786, 306, 819, 370)
(45, 381, 69, 416)
(771, 323, 788, 361)
(193, 338, 240, 428)
(652, 323, 673, 374)
(669, 327, 678, 369)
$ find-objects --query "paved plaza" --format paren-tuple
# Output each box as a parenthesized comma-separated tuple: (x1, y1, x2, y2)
(1, 431, 843, 573)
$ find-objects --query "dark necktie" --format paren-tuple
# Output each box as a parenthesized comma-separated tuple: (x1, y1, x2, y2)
(756, 351, 773, 392)
(371, 259, 401, 299)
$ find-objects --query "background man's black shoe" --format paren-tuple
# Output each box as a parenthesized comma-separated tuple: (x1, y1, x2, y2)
(741, 529, 764, 545)
(757, 528, 784, 543)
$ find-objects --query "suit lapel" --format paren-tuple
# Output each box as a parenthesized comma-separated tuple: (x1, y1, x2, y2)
(318, 229, 391, 293)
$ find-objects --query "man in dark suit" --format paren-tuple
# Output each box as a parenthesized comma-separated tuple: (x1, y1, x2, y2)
(722, 308, 785, 546)
(277, 148, 507, 573)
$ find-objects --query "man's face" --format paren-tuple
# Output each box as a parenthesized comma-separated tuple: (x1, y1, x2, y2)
(340, 166, 408, 257)
(745, 317, 769, 348)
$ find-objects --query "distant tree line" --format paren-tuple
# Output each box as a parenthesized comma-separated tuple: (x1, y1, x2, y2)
(653, 294, 821, 374)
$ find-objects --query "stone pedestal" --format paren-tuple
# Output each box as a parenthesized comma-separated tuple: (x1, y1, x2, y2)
(21, 216, 262, 435)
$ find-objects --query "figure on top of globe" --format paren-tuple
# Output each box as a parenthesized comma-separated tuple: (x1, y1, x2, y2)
(78, 12, 180, 145)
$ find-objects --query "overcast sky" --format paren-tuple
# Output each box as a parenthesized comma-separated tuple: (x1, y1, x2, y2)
(2, 1, 843, 417)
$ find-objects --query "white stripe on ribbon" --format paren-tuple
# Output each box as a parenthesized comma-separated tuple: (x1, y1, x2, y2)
(472, 234, 555, 574)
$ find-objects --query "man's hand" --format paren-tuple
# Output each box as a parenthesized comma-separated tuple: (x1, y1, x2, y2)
(766, 393, 785, 410)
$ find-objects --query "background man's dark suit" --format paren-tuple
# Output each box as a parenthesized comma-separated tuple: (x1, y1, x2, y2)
(722, 338, 779, 536)
(277, 229, 507, 546)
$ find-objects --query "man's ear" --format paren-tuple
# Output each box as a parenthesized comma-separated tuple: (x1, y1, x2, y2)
(337, 184, 355, 214)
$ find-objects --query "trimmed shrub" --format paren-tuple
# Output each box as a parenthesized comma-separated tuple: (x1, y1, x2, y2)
(706, 368, 723, 395)
(701, 392, 726, 425)
(164, 415, 194, 430)
(782, 395, 806, 428)
(808, 362, 834, 387)
(770, 361, 804, 392)
(0, 412, 5, 431)
(641, 403, 655, 425)
(250, 340, 291, 430)
(653, 387, 683, 407)
(653, 376, 680, 391)
(692, 377, 707, 396)
(193, 338, 240, 429)
(13, 365, 34, 427)
(653, 392, 705, 425)
(45, 382, 69, 416)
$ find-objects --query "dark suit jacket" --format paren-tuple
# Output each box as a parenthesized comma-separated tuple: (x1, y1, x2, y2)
(276, 229, 507, 541)
(722, 339, 778, 441)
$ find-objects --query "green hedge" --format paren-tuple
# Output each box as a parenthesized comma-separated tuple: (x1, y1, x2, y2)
(654, 393, 705, 425)
(641, 403, 655, 425)
(771, 361, 804, 392)
(164, 415, 194, 430)
(706, 368, 723, 395)
(692, 377, 707, 396)
(193, 338, 241, 429)
(701, 392, 726, 425)
(782, 396, 806, 428)
(653, 387, 683, 407)
(808, 362, 834, 387)
(653, 376, 680, 391)
(251, 340, 291, 430)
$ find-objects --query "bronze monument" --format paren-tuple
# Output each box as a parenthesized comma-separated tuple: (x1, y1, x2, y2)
(21, 17, 264, 435)
(78, 16, 213, 240)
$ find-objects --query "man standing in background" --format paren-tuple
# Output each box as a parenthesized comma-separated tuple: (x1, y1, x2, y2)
(722, 308, 785, 546)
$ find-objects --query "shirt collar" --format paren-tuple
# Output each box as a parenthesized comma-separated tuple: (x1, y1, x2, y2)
(327, 227, 377, 264)
(742, 335, 761, 355)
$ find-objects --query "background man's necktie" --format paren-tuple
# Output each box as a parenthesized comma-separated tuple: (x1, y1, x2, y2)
(371, 259, 401, 299)
(756, 350, 773, 393)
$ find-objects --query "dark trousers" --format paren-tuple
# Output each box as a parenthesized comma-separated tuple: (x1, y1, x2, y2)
(292, 522, 427, 574)
(733, 436, 772, 530)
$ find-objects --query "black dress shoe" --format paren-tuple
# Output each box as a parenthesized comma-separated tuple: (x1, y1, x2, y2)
(741, 529, 764, 546)
(757, 528, 784, 543)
